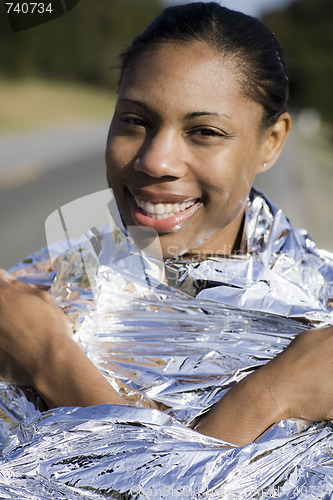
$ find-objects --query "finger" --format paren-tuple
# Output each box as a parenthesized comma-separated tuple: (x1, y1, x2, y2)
(0, 282, 58, 309)
(6, 280, 38, 293)
(0, 269, 37, 291)
(0, 272, 58, 308)
(0, 269, 16, 284)
(0, 279, 41, 299)
(0, 270, 52, 293)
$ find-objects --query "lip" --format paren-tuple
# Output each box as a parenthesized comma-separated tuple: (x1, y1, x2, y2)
(129, 188, 199, 205)
(127, 190, 203, 233)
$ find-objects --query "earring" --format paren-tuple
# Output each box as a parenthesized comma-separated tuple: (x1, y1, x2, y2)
(262, 162, 267, 168)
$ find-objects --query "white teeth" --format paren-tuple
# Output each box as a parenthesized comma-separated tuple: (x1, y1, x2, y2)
(134, 196, 197, 219)
(145, 201, 155, 213)
(155, 203, 165, 215)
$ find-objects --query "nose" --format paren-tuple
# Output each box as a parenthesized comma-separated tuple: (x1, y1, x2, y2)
(134, 129, 188, 179)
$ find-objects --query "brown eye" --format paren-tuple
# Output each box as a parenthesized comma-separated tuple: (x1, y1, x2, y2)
(193, 128, 223, 137)
(120, 115, 151, 129)
(189, 127, 232, 140)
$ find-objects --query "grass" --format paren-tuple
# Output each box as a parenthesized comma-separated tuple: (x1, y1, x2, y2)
(0, 78, 116, 132)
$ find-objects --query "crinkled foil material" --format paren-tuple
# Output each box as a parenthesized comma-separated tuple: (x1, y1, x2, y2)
(1, 188, 333, 499)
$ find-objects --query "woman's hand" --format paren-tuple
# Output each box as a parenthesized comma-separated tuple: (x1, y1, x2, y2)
(0, 269, 125, 408)
(258, 325, 333, 422)
(196, 325, 333, 446)
(0, 269, 71, 386)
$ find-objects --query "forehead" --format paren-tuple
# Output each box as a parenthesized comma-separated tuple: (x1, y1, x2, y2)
(118, 41, 259, 117)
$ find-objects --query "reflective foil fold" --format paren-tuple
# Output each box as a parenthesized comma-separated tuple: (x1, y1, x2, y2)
(1, 188, 332, 499)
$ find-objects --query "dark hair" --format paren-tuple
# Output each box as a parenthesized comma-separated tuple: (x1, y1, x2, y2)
(118, 2, 289, 129)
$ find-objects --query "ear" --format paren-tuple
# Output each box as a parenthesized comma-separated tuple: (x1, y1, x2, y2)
(257, 112, 292, 173)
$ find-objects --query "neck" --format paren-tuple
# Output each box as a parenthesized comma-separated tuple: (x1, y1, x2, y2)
(183, 210, 246, 261)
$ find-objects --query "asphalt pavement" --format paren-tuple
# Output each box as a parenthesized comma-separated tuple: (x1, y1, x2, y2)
(0, 120, 110, 269)
(0, 119, 332, 270)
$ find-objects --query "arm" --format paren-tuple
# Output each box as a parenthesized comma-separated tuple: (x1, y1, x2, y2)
(0, 271, 125, 408)
(35, 334, 126, 408)
(196, 326, 333, 445)
(1, 270, 332, 444)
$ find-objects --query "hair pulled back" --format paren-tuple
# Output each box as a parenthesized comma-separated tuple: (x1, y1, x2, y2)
(119, 2, 289, 129)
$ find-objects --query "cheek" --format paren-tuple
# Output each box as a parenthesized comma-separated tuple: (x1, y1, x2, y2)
(107, 131, 143, 176)
(202, 158, 256, 220)
(106, 137, 128, 177)
(212, 148, 259, 192)
(200, 157, 247, 199)
(105, 148, 125, 197)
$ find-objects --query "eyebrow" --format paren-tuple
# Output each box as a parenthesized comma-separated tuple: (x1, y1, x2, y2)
(118, 99, 231, 120)
(118, 98, 149, 110)
(184, 111, 231, 120)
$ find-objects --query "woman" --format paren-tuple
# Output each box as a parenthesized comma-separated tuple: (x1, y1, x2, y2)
(0, 2, 332, 449)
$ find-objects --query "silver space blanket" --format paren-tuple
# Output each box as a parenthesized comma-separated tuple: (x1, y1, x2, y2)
(0, 188, 332, 499)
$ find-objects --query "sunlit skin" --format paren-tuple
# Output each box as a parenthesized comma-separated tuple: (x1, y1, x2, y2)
(1, 38, 333, 449)
(106, 41, 290, 258)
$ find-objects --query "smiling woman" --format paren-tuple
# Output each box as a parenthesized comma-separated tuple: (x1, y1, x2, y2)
(0, 2, 332, 496)
(106, 3, 290, 258)
(107, 44, 289, 257)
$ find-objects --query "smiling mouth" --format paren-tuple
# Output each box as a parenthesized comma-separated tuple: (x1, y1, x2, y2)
(133, 196, 197, 219)
(128, 192, 203, 233)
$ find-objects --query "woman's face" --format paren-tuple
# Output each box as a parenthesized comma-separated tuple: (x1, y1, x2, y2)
(106, 42, 270, 258)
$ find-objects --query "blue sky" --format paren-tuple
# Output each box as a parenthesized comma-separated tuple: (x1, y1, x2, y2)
(163, 0, 295, 17)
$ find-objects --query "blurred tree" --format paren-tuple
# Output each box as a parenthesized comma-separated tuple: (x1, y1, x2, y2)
(0, 0, 163, 88)
(262, 0, 333, 124)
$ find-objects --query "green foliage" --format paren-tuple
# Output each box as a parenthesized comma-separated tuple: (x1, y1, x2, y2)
(0, 0, 163, 88)
(262, 0, 333, 124)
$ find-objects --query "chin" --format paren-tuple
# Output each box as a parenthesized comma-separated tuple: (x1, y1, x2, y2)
(156, 234, 189, 259)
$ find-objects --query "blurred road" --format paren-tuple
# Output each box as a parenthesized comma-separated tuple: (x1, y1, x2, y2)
(0, 119, 332, 270)
(0, 120, 110, 269)
(255, 125, 333, 253)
